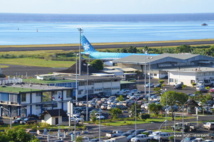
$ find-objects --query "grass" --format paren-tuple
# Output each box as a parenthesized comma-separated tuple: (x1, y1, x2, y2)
(0, 38, 213, 49)
(0, 86, 40, 93)
(154, 129, 181, 133)
(0, 123, 86, 131)
(101, 116, 194, 126)
(0, 65, 9, 68)
(23, 78, 75, 84)
(0, 58, 74, 68)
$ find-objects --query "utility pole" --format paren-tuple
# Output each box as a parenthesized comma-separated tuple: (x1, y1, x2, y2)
(77, 28, 83, 75)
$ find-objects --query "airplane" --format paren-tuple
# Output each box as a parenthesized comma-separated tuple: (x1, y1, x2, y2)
(81, 35, 159, 65)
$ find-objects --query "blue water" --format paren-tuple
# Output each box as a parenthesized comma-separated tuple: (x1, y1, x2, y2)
(0, 13, 214, 45)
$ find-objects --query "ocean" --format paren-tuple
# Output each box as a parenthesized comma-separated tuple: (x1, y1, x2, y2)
(0, 13, 214, 45)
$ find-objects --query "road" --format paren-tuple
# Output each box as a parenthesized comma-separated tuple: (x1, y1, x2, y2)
(0, 40, 214, 51)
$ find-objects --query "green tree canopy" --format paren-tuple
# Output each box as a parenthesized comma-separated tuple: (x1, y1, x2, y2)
(90, 59, 103, 70)
(129, 103, 141, 118)
(0, 128, 39, 142)
(110, 108, 122, 119)
(160, 91, 188, 106)
(148, 103, 163, 116)
(176, 45, 192, 53)
(117, 95, 124, 101)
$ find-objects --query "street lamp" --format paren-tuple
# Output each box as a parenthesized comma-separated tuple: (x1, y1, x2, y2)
(84, 62, 90, 122)
(75, 53, 79, 104)
(1, 106, 11, 128)
(147, 56, 153, 103)
(99, 108, 101, 142)
(176, 100, 185, 139)
(77, 28, 83, 76)
(158, 120, 167, 142)
(135, 100, 137, 135)
(158, 120, 167, 130)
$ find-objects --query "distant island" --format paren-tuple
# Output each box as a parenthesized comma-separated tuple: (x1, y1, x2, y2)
(202, 23, 208, 26)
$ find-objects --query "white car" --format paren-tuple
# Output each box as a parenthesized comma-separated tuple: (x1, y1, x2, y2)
(70, 115, 84, 123)
(95, 113, 105, 119)
(203, 122, 214, 130)
(131, 134, 152, 142)
(149, 131, 170, 141)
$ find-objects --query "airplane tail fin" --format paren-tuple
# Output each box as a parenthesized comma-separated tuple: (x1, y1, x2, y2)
(81, 35, 97, 52)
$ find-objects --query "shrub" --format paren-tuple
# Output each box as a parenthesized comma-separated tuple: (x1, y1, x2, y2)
(139, 114, 150, 119)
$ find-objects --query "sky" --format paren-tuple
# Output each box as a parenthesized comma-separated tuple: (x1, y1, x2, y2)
(1, 0, 214, 14)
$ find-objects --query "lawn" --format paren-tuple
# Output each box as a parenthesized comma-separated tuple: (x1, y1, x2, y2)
(0, 86, 40, 93)
(0, 58, 74, 68)
(0, 123, 85, 131)
(23, 78, 75, 84)
(101, 116, 194, 126)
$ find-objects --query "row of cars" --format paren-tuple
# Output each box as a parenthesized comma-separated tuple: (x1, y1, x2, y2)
(104, 129, 171, 142)
(12, 117, 38, 124)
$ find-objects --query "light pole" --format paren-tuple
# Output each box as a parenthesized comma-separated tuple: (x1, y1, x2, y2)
(174, 114, 176, 142)
(135, 100, 137, 135)
(147, 56, 153, 103)
(77, 28, 83, 76)
(144, 57, 147, 97)
(158, 120, 167, 142)
(158, 120, 167, 130)
(176, 101, 185, 140)
(1, 106, 11, 128)
(99, 108, 101, 142)
(84, 62, 90, 122)
(75, 53, 78, 104)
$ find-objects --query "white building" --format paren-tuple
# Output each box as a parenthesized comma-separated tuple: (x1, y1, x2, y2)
(114, 54, 214, 79)
(0, 84, 73, 117)
(168, 67, 214, 86)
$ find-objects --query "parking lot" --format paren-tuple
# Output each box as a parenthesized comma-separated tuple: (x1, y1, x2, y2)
(1, 78, 213, 142)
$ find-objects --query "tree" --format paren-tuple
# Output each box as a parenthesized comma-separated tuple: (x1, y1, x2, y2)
(128, 46, 137, 53)
(110, 108, 122, 119)
(90, 59, 103, 70)
(148, 103, 163, 116)
(176, 45, 192, 53)
(160, 91, 188, 120)
(1, 128, 39, 142)
(120, 48, 128, 53)
(129, 103, 141, 118)
(75, 136, 83, 142)
(153, 87, 162, 96)
(158, 80, 165, 85)
(142, 46, 149, 53)
(117, 95, 124, 101)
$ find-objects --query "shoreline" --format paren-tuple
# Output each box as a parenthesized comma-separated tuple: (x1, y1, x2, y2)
(0, 38, 214, 48)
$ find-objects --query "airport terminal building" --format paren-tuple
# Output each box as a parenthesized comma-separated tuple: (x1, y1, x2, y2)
(114, 53, 214, 86)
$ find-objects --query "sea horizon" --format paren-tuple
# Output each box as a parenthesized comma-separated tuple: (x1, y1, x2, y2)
(0, 13, 214, 45)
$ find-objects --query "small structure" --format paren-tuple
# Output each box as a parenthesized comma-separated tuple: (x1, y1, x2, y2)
(41, 109, 67, 125)
(185, 99, 198, 114)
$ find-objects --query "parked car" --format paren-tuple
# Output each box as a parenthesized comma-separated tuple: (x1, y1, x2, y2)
(171, 122, 198, 132)
(181, 137, 197, 142)
(209, 88, 214, 93)
(131, 134, 152, 142)
(145, 83, 154, 88)
(12, 117, 26, 124)
(107, 105, 117, 110)
(20, 117, 38, 124)
(0, 119, 4, 125)
(154, 83, 162, 88)
(95, 113, 105, 120)
(106, 130, 123, 138)
(70, 115, 84, 123)
(101, 104, 108, 110)
(203, 122, 214, 130)
(149, 131, 170, 141)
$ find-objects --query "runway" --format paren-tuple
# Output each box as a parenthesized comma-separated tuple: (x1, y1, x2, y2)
(0, 40, 214, 51)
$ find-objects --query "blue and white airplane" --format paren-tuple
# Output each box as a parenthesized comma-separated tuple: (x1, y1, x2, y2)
(81, 35, 158, 62)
